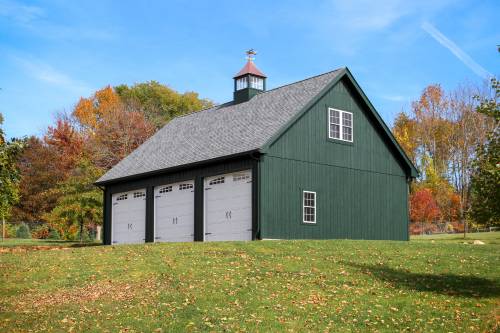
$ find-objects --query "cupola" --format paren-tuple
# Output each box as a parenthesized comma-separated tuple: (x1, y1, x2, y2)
(233, 49, 267, 104)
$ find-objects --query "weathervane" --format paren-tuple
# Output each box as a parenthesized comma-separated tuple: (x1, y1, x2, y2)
(246, 49, 257, 61)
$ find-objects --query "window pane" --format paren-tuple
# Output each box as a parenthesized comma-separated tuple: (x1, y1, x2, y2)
(342, 112, 352, 126)
(343, 126, 352, 141)
(330, 124, 340, 139)
(237, 77, 248, 90)
(330, 110, 340, 124)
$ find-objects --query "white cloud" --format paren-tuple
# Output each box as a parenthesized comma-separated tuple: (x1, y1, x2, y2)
(422, 21, 492, 79)
(0, 0, 116, 41)
(0, 0, 44, 24)
(286, 0, 456, 55)
(13, 56, 91, 94)
(381, 95, 406, 102)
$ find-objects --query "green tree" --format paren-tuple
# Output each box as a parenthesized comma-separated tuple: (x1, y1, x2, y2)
(115, 81, 213, 128)
(0, 113, 25, 240)
(44, 160, 104, 242)
(470, 78, 500, 227)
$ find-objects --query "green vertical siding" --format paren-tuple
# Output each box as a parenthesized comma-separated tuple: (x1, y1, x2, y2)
(260, 77, 409, 240)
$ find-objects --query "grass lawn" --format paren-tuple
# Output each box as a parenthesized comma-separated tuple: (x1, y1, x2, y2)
(1, 238, 499, 332)
(411, 231, 500, 244)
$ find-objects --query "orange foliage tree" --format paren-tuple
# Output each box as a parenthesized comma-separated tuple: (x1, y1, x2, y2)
(45, 115, 85, 173)
(410, 188, 440, 234)
(73, 86, 122, 131)
(87, 105, 155, 169)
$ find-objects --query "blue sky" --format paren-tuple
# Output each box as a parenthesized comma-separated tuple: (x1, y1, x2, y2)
(0, 0, 498, 139)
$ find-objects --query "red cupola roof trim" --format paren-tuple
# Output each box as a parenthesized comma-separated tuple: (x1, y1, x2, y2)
(233, 60, 267, 79)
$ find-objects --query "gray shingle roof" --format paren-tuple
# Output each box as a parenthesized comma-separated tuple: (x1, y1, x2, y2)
(97, 68, 343, 183)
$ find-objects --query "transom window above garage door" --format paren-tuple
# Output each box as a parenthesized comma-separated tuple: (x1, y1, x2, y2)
(209, 176, 225, 185)
(133, 191, 145, 198)
(116, 194, 127, 201)
(179, 183, 193, 190)
(233, 174, 250, 182)
(159, 186, 172, 193)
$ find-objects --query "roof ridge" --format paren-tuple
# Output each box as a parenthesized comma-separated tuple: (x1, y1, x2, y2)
(171, 67, 345, 121)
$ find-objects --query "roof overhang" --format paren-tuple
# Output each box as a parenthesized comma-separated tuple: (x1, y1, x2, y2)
(94, 149, 261, 187)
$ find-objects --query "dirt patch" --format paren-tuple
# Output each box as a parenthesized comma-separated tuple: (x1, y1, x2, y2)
(10, 279, 157, 311)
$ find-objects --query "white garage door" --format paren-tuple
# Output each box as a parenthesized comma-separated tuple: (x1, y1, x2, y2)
(154, 180, 195, 242)
(112, 189, 146, 244)
(204, 170, 252, 241)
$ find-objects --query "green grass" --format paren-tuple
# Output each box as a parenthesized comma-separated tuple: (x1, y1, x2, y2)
(411, 231, 500, 244)
(1, 239, 499, 332)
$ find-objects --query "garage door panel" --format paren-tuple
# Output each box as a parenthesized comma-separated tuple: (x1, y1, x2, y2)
(154, 180, 194, 242)
(111, 189, 146, 244)
(204, 170, 252, 241)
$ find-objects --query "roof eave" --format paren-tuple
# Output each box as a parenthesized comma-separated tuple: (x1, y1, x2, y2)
(94, 149, 261, 187)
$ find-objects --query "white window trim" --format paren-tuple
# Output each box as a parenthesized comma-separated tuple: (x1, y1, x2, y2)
(328, 108, 353, 142)
(303, 191, 316, 224)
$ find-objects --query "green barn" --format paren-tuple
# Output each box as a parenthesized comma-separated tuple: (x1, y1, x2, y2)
(95, 56, 418, 245)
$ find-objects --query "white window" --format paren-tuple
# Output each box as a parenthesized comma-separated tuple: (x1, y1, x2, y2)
(209, 176, 225, 185)
(159, 186, 172, 194)
(133, 191, 145, 198)
(233, 174, 250, 182)
(249, 76, 264, 90)
(236, 77, 248, 90)
(328, 108, 353, 142)
(303, 191, 316, 224)
(179, 183, 193, 190)
(117, 194, 128, 201)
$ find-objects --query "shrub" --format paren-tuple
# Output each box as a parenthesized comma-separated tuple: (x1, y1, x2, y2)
(48, 229, 61, 240)
(3, 223, 17, 238)
(16, 223, 31, 239)
(76, 228, 94, 242)
(31, 225, 49, 239)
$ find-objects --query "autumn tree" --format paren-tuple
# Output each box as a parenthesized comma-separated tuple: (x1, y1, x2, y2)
(412, 84, 454, 178)
(10, 137, 66, 222)
(394, 82, 494, 234)
(410, 188, 441, 234)
(87, 104, 155, 169)
(11, 115, 84, 224)
(44, 159, 104, 241)
(73, 86, 122, 132)
(393, 112, 418, 164)
(0, 113, 25, 239)
(447, 84, 494, 232)
(115, 81, 213, 128)
(44, 114, 85, 173)
(470, 78, 500, 227)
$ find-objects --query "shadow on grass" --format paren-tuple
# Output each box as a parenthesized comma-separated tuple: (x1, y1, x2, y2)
(344, 261, 500, 298)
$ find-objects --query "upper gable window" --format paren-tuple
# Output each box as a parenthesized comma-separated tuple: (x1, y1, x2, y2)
(328, 108, 353, 142)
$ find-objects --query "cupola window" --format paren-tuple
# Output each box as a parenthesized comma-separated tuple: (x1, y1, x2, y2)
(236, 77, 248, 90)
(249, 76, 264, 90)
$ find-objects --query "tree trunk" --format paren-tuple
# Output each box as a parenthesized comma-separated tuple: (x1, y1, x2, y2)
(80, 220, 83, 244)
(2, 215, 4, 241)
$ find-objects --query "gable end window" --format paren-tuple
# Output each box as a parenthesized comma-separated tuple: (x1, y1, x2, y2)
(328, 108, 353, 142)
(303, 191, 316, 224)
